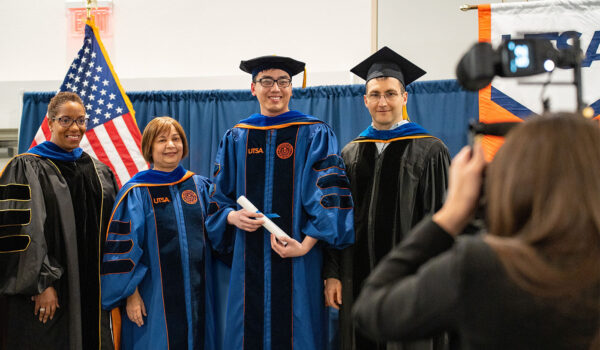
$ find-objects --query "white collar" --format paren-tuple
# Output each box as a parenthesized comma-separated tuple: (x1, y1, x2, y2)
(371, 119, 409, 131)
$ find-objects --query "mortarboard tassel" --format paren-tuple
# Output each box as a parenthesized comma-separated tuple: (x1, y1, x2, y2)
(302, 67, 307, 89)
(402, 105, 410, 121)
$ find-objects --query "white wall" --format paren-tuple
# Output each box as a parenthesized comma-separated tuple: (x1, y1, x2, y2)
(377, 0, 523, 81)
(0, 0, 372, 130)
(1, 0, 531, 132)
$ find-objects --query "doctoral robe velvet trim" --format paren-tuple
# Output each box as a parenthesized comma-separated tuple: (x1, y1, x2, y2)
(243, 126, 298, 350)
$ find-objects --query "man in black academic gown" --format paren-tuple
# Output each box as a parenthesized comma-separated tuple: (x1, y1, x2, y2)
(323, 47, 450, 350)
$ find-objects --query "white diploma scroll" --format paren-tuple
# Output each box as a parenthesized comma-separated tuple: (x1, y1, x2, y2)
(237, 195, 290, 245)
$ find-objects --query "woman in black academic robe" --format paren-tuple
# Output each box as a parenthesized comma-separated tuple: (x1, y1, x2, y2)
(0, 92, 118, 350)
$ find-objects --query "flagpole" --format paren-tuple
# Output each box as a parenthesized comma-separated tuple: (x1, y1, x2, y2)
(86, 0, 95, 20)
(461, 0, 527, 11)
(459, 4, 478, 11)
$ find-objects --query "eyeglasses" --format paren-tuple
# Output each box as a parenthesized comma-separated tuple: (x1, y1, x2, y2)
(366, 91, 400, 103)
(254, 77, 292, 88)
(51, 117, 89, 128)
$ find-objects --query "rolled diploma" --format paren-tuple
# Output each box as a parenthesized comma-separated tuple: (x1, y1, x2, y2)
(237, 196, 290, 245)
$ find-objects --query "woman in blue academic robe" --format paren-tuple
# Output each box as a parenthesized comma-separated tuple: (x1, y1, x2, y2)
(101, 117, 224, 350)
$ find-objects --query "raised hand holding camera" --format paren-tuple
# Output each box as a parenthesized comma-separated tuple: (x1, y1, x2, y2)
(433, 143, 487, 236)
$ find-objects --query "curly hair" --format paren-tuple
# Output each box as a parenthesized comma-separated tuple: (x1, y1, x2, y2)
(47, 92, 85, 119)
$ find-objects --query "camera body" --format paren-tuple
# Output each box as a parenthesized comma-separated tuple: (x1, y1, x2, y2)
(456, 37, 581, 91)
(499, 39, 556, 77)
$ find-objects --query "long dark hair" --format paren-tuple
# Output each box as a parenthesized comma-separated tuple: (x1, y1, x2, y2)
(484, 113, 600, 346)
(485, 113, 600, 296)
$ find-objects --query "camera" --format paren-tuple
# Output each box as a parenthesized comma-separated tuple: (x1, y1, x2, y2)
(456, 37, 582, 93)
(457, 37, 589, 234)
(499, 39, 557, 77)
(456, 36, 590, 138)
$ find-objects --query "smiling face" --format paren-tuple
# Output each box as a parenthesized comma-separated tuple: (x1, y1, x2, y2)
(48, 101, 86, 152)
(151, 125, 183, 172)
(251, 68, 292, 117)
(364, 77, 408, 130)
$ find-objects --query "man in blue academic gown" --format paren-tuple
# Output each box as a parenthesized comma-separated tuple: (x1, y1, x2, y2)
(206, 55, 354, 350)
(323, 47, 451, 350)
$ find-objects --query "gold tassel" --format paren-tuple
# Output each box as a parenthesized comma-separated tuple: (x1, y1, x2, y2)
(402, 105, 410, 121)
(302, 67, 307, 89)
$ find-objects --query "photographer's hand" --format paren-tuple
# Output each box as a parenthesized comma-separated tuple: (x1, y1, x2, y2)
(433, 143, 486, 236)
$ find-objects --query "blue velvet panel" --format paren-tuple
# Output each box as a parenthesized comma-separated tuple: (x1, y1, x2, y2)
(148, 186, 188, 350)
(312, 154, 346, 172)
(270, 126, 296, 350)
(317, 173, 351, 190)
(100, 259, 134, 275)
(104, 239, 133, 254)
(108, 220, 131, 235)
(178, 178, 208, 350)
(244, 128, 266, 350)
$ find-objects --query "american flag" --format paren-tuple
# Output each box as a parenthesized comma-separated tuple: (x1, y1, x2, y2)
(31, 19, 147, 187)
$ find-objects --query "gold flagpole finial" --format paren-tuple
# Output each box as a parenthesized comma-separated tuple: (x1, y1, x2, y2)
(85, 0, 95, 20)
(460, 4, 478, 11)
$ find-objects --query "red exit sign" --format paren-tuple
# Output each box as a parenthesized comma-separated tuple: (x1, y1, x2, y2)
(67, 7, 112, 37)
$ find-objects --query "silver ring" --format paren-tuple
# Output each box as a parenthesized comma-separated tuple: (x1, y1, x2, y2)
(39, 307, 46, 313)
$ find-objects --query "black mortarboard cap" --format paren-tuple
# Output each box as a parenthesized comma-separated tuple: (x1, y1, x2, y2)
(240, 55, 305, 79)
(351, 46, 426, 87)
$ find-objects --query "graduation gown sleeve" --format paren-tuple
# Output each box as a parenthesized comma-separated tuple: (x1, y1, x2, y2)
(300, 124, 354, 247)
(0, 155, 65, 295)
(408, 141, 450, 230)
(205, 129, 237, 255)
(101, 186, 149, 310)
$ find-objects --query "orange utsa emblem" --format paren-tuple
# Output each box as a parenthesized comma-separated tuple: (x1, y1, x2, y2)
(153, 197, 170, 204)
(276, 142, 294, 160)
(181, 190, 198, 205)
(248, 147, 264, 154)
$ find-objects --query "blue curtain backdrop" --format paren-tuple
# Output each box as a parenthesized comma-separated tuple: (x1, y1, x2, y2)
(19, 81, 477, 169)
(19, 81, 476, 349)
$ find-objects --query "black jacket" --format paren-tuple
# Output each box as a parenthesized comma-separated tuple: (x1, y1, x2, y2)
(353, 218, 599, 350)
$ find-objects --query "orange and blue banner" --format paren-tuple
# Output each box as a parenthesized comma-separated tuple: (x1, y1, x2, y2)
(478, 0, 600, 159)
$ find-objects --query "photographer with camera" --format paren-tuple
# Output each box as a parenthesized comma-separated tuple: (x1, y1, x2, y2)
(353, 113, 600, 349)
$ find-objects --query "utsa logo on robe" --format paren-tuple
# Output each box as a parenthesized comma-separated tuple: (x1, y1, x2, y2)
(206, 110, 355, 350)
(152, 196, 170, 204)
(248, 147, 264, 154)
(101, 167, 219, 350)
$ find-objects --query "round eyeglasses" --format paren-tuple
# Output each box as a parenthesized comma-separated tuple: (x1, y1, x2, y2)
(366, 91, 400, 103)
(254, 78, 292, 88)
